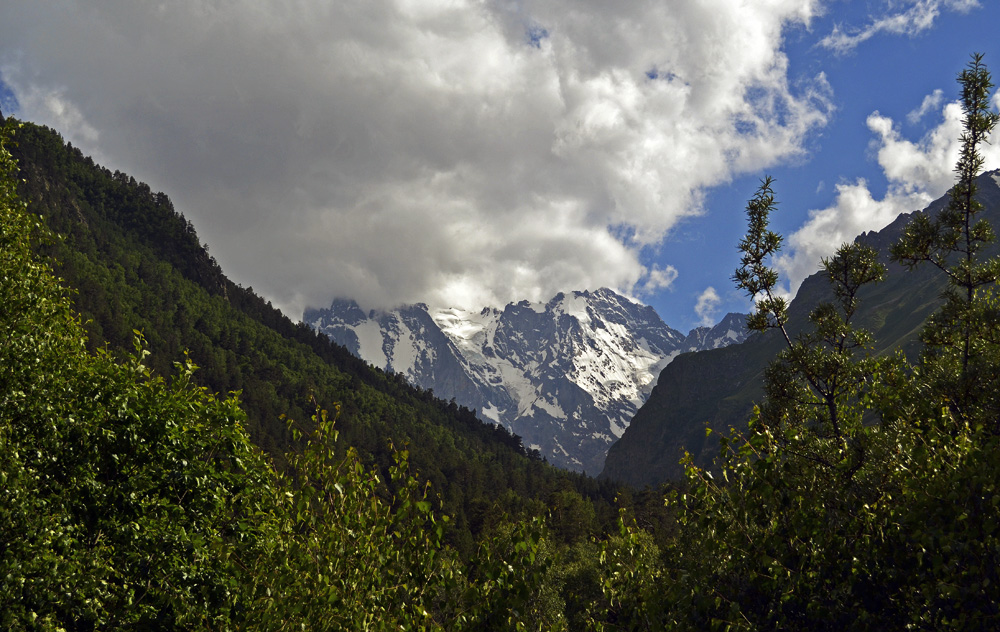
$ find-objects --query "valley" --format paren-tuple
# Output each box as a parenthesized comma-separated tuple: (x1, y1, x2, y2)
(6, 46, 1000, 628)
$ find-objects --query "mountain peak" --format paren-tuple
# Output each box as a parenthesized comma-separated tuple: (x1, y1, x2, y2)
(307, 289, 749, 472)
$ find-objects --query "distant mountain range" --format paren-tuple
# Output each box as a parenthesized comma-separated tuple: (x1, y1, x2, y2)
(305, 289, 749, 473)
(601, 170, 1000, 486)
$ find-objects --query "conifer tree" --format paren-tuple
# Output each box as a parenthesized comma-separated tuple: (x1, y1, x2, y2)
(891, 52, 1000, 427)
(670, 53, 1000, 631)
(733, 177, 887, 474)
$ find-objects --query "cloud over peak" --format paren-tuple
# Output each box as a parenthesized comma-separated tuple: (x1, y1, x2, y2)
(2, 0, 831, 317)
(695, 287, 722, 327)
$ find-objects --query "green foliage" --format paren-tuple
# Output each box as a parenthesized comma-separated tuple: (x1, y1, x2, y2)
(245, 405, 461, 630)
(901, 424, 1000, 628)
(891, 52, 1000, 427)
(892, 53, 1000, 289)
(733, 175, 790, 341)
(662, 178, 900, 629)
(589, 511, 666, 631)
(760, 243, 890, 474)
(0, 117, 276, 629)
(662, 53, 1000, 630)
(736, 176, 891, 478)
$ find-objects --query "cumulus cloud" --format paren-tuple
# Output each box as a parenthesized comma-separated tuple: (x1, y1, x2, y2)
(637, 264, 680, 296)
(820, 0, 980, 54)
(907, 89, 945, 124)
(776, 96, 1000, 294)
(694, 287, 721, 327)
(0, 75, 100, 147)
(0, 0, 831, 317)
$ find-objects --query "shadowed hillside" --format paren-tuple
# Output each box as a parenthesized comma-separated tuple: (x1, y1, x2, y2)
(602, 171, 1000, 486)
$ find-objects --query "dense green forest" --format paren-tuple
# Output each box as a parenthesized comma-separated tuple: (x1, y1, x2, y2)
(3, 54, 1000, 630)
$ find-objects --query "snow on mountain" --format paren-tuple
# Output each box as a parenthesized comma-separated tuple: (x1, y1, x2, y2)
(304, 289, 749, 473)
(677, 312, 752, 353)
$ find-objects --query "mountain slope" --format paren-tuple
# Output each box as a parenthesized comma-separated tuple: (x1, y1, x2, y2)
(8, 119, 624, 550)
(307, 290, 749, 473)
(601, 171, 1000, 486)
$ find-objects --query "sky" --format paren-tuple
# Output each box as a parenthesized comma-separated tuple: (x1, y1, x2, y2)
(2, 1, 1000, 332)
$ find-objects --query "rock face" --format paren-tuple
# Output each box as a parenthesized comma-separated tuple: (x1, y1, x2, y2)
(600, 170, 1000, 487)
(305, 288, 749, 473)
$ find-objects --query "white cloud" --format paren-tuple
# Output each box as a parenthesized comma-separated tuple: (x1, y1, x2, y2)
(0, 0, 830, 317)
(775, 179, 929, 295)
(777, 95, 1000, 294)
(1, 70, 100, 146)
(907, 89, 944, 124)
(694, 287, 721, 327)
(820, 0, 980, 54)
(638, 263, 680, 296)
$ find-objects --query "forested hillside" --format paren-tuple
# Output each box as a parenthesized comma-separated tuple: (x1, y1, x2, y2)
(6, 118, 628, 554)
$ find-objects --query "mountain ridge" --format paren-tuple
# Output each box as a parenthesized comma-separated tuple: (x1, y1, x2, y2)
(306, 288, 749, 473)
(601, 170, 1000, 486)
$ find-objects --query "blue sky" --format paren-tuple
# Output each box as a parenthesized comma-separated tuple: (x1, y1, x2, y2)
(648, 1, 1000, 329)
(1, 1, 999, 332)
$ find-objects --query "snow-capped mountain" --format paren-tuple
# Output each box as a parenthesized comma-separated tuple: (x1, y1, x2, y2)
(304, 288, 749, 473)
(679, 312, 752, 352)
